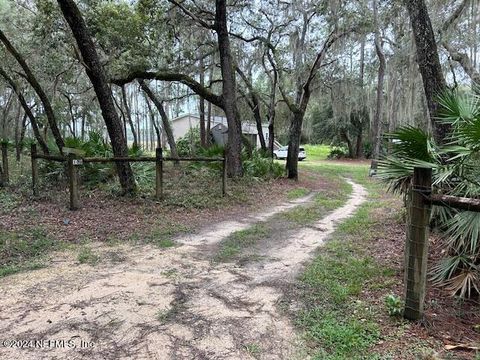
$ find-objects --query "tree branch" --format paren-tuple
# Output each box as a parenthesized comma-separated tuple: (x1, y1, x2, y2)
(112, 70, 224, 109)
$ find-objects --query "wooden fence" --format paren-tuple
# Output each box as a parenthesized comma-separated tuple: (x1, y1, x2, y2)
(27, 144, 226, 210)
(404, 167, 480, 320)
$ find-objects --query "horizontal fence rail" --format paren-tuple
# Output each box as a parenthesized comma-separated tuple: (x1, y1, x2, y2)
(27, 144, 227, 210)
(425, 194, 480, 212)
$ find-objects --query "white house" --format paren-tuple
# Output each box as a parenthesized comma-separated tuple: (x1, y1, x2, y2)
(170, 114, 270, 149)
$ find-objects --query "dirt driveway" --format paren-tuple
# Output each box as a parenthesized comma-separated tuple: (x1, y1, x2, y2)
(0, 180, 366, 360)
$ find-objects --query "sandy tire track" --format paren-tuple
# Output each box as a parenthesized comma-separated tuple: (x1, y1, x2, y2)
(0, 180, 366, 360)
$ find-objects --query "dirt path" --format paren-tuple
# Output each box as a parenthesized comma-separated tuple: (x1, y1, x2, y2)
(0, 180, 366, 360)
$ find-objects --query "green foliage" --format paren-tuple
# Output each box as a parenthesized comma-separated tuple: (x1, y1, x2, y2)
(302, 144, 331, 161)
(215, 223, 270, 262)
(385, 126, 438, 162)
(243, 151, 284, 179)
(287, 187, 310, 199)
(40, 131, 117, 186)
(384, 294, 403, 316)
(300, 313, 380, 360)
(243, 343, 261, 358)
(308, 99, 370, 158)
(77, 246, 100, 265)
(328, 146, 349, 159)
(0, 227, 56, 277)
(176, 127, 202, 156)
(378, 90, 480, 298)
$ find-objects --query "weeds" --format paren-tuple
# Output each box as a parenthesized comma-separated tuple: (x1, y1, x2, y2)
(286, 187, 310, 199)
(77, 246, 100, 265)
(385, 294, 403, 317)
(243, 343, 261, 358)
(215, 223, 270, 262)
(0, 227, 57, 277)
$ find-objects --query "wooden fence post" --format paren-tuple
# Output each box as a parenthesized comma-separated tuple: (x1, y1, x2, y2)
(1, 142, 9, 185)
(404, 166, 432, 320)
(222, 149, 227, 197)
(30, 143, 38, 196)
(155, 147, 163, 200)
(67, 153, 80, 210)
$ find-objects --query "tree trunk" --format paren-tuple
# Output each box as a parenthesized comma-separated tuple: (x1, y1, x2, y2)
(206, 100, 212, 146)
(63, 93, 76, 138)
(215, 0, 243, 177)
(0, 29, 64, 152)
(199, 55, 207, 147)
(341, 129, 354, 158)
(57, 0, 136, 194)
(144, 92, 162, 148)
(17, 112, 27, 161)
(236, 67, 267, 151)
(443, 42, 480, 87)
(372, 0, 386, 161)
(264, 51, 277, 157)
(139, 80, 178, 157)
(0, 66, 49, 154)
(405, 0, 450, 142)
(121, 85, 138, 148)
(286, 111, 304, 179)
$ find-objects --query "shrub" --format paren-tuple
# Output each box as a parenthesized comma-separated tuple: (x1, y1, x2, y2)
(176, 127, 202, 156)
(243, 151, 283, 179)
(385, 294, 403, 316)
(327, 146, 349, 159)
(41, 131, 116, 187)
(377, 90, 480, 298)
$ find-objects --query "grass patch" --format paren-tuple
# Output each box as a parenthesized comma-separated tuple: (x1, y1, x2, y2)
(281, 181, 351, 226)
(302, 144, 331, 161)
(156, 301, 185, 324)
(77, 246, 100, 265)
(294, 162, 391, 359)
(215, 223, 270, 262)
(287, 187, 310, 199)
(0, 226, 57, 277)
(0, 191, 22, 213)
(243, 343, 261, 358)
(130, 223, 190, 248)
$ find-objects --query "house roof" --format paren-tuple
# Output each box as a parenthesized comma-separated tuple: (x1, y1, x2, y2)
(171, 113, 267, 135)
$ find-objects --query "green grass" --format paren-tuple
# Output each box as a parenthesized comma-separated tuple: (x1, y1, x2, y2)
(243, 343, 261, 358)
(294, 161, 394, 359)
(0, 226, 57, 277)
(286, 187, 310, 199)
(130, 223, 190, 248)
(282, 182, 352, 226)
(77, 246, 100, 265)
(215, 223, 270, 262)
(0, 191, 22, 213)
(302, 144, 331, 161)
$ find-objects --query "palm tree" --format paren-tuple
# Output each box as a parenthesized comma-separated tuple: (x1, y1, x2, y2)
(377, 90, 480, 298)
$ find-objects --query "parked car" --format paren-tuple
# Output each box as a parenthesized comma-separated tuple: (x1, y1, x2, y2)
(273, 146, 306, 160)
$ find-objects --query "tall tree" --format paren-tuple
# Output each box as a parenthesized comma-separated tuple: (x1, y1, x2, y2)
(278, 29, 353, 179)
(138, 80, 178, 158)
(121, 85, 139, 149)
(57, 0, 136, 194)
(236, 66, 268, 151)
(404, 0, 449, 142)
(371, 0, 386, 162)
(0, 66, 49, 154)
(0, 29, 65, 152)
(214, 0, 243, 176)
(198, 52, 207, 147)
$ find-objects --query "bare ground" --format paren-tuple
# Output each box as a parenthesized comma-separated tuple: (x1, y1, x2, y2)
(0, 180, 366, 360)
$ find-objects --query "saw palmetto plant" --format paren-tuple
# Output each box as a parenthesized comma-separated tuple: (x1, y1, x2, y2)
(377, 91, 480, 298)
